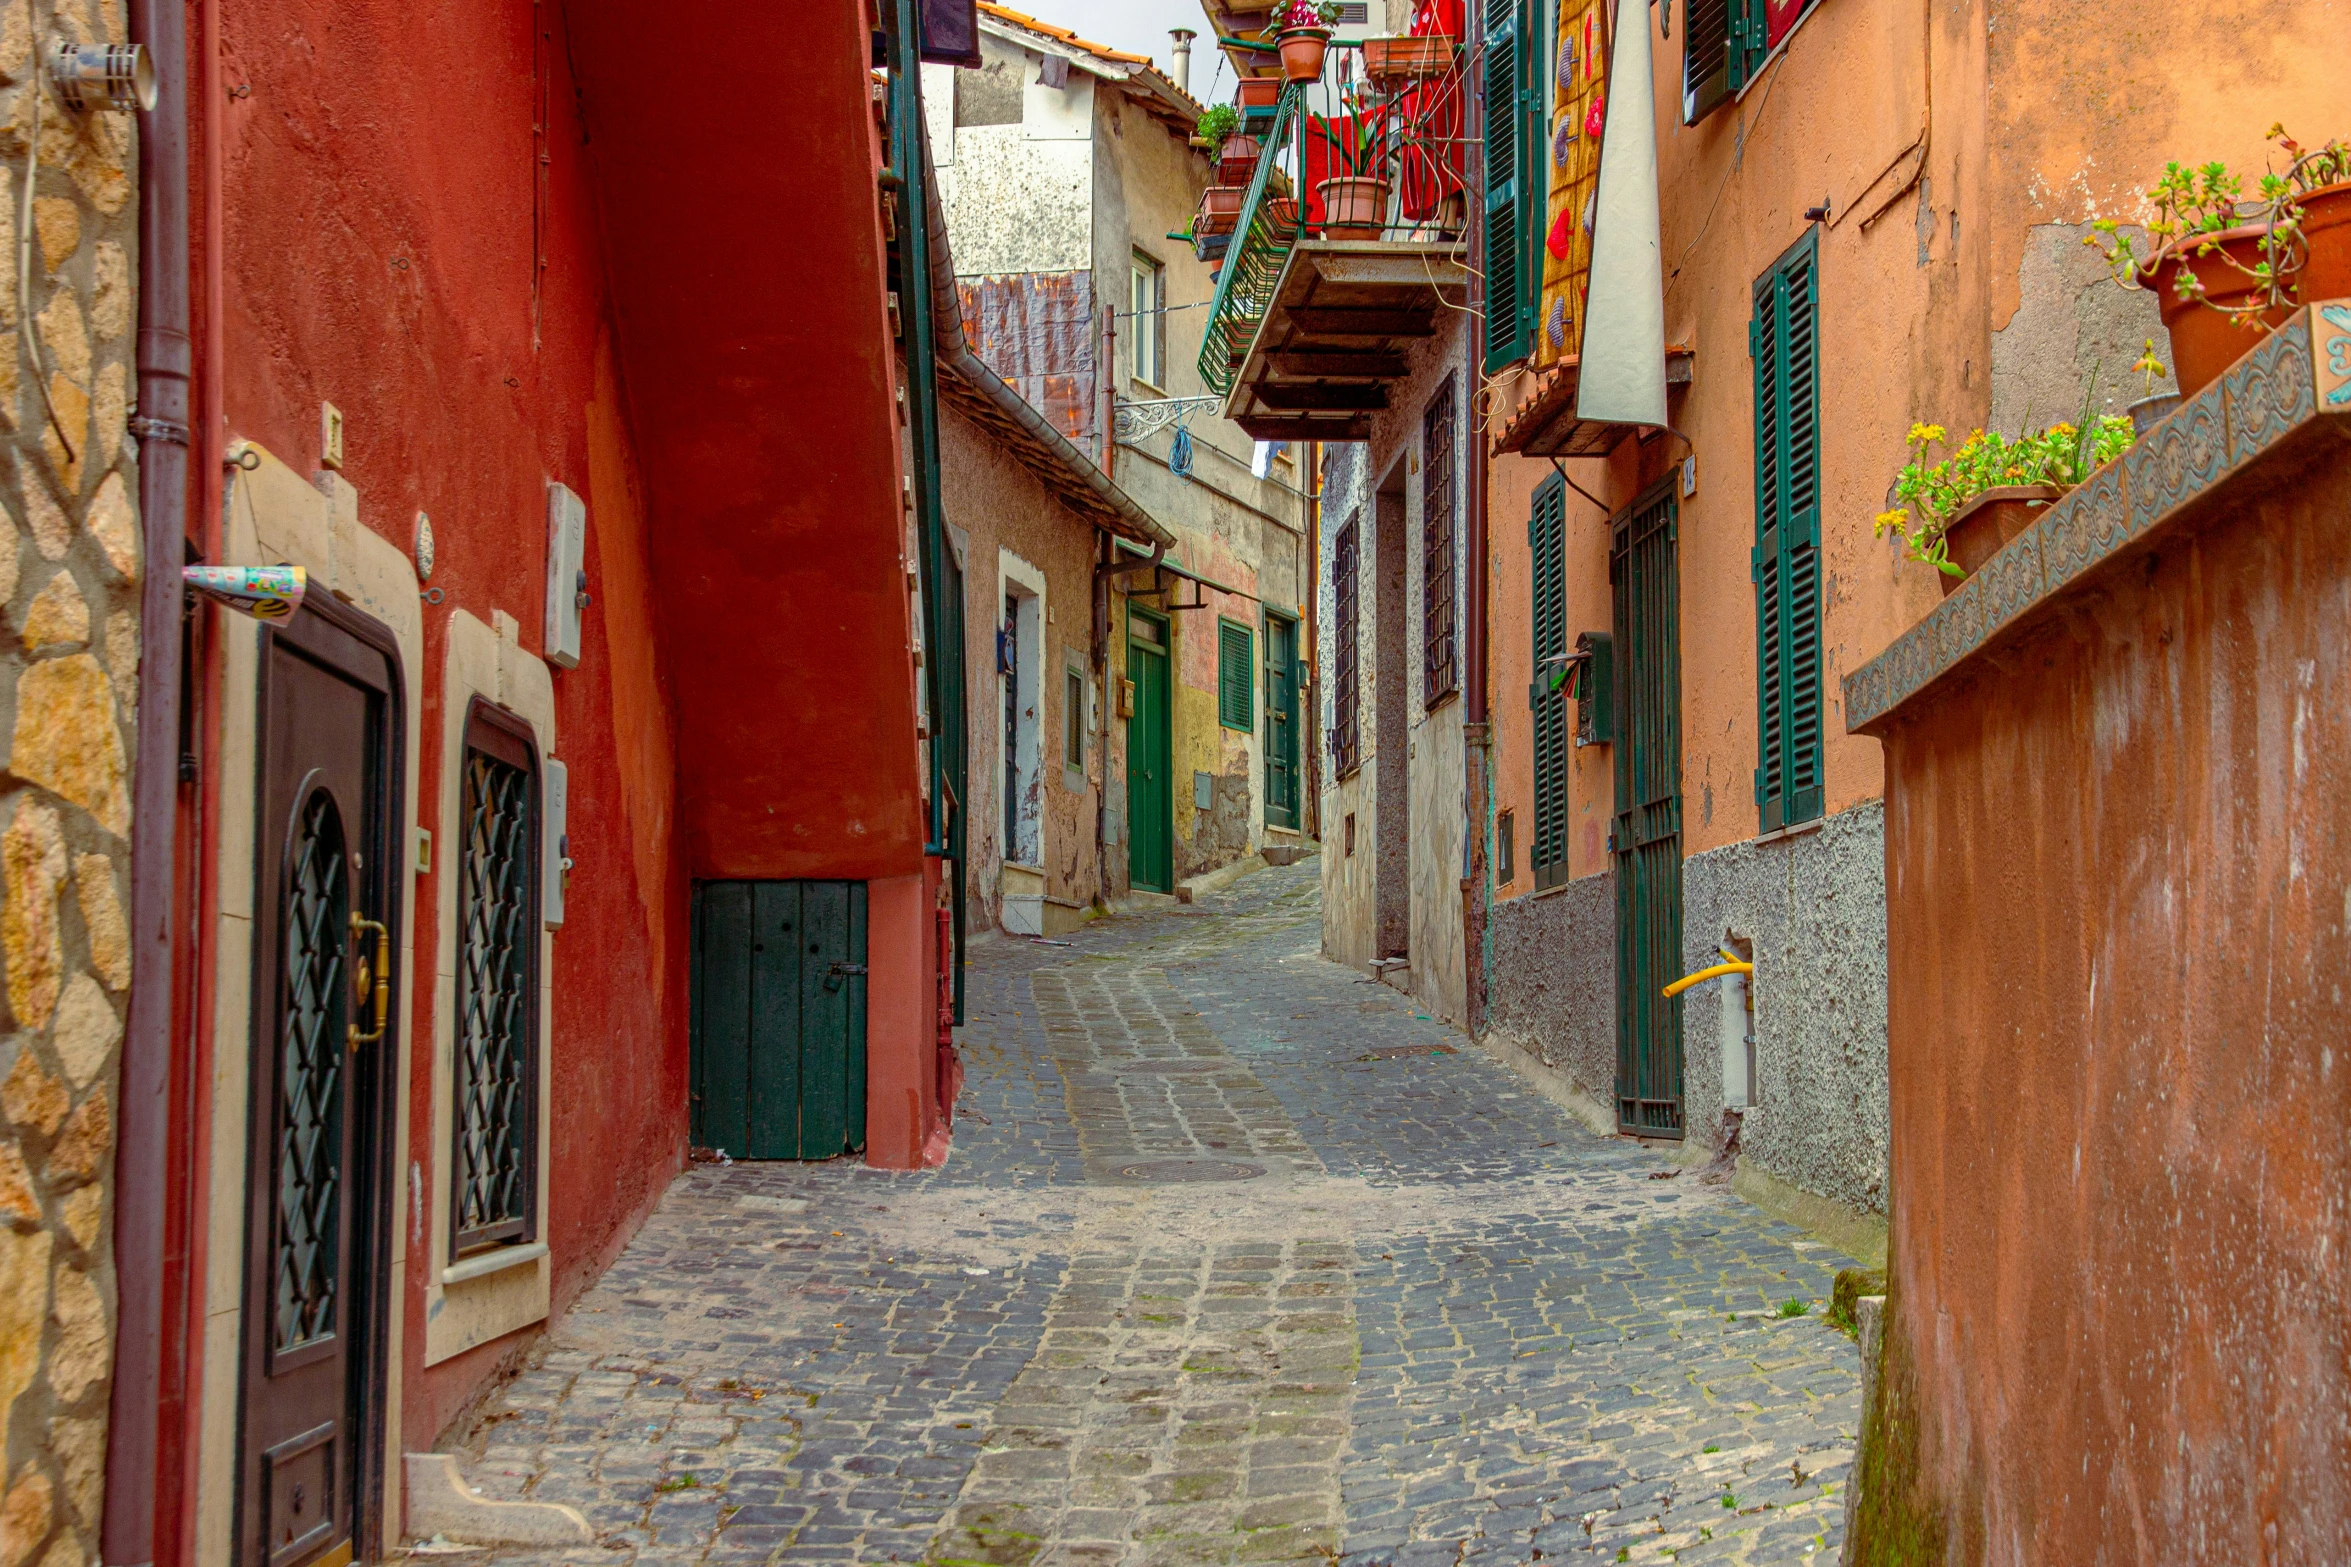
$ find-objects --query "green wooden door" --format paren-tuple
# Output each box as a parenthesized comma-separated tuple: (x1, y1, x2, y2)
(1127, 608, 1174, 891)
(690, 879, 868, 1159)
(1610, 482, 1685, 1138)
(1265, 615, 1300, 830)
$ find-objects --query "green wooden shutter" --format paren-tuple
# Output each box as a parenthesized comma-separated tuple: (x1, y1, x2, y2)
(1683, 0, 1732, 121)
(1218, 618, 1254, 731)
(1527, 474, 1570, 888)
(1726, 0, 1767, 91)
(1481, 0, 1536, 372)
(1751, 231, 1822, 834)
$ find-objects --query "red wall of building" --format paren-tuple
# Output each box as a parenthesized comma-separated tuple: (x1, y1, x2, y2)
(213, 0, 689, 1446)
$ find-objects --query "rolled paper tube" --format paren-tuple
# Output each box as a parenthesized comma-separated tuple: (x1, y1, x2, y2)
(185, 563, 307, 621)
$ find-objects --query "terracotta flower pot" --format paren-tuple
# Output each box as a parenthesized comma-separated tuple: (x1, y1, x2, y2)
(1361, 33, 1456, 88)
(1261, 196, 1301, 233)
(1278, 26, 1331, 83)
(1237, 77, 1283, 115)
(1317, 176, 1390, 241)
(1936, 484, 2062, 595)
(2145, 181, 2351, 398)
(1197, 186, 1245, 237)
(1218, 134, 1262, 187)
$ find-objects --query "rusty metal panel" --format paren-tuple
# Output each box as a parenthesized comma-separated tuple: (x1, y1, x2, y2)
(956, 271, 1098, 445)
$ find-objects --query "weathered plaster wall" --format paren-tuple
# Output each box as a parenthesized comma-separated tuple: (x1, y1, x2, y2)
(1859, 434, 2351, 1565)
(1484, 874, 1614, 1111)
(941, 404, 1107, 930)
(0, 4, 138, 1558)
(1679, 800, 1889, 1215)
(926, 32, 1094, 278)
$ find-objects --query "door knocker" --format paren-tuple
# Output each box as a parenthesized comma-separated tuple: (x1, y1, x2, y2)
(349, 911, 390, 1050)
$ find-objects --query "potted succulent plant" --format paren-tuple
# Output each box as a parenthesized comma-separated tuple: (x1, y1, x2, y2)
(1876, 398, 2137, 592)
(1274, 0, 1340, 84)
(2087, 126, 2351, 397)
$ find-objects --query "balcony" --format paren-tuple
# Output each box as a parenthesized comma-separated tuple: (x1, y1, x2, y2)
(1191, 35, 1470, 442)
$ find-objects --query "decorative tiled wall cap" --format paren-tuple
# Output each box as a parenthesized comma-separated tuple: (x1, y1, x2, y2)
(1844, 304, 2350, 736)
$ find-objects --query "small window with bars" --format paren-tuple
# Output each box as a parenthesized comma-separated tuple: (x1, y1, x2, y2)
(1217, 618, 1255, 731)
(452, 702, 539, 1259)
(1423, 376, 1460, 709)
(1333, 513, 1362, 777)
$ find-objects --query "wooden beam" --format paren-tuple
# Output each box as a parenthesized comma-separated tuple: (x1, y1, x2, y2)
(1237, 417, 1370, 441)
(1286, 306, 1437, 338)
(1250, 382, 1391, 411)
(1265, 349, 1409, 379)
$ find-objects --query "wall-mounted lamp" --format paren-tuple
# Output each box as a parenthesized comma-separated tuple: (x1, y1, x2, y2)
(50, 41, 156, 114)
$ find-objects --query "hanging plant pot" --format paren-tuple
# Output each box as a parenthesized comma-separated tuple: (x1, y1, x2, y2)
(1261, 196, 1302, 233)
(1317, 176, 1390, 241)
(1218, 133, 1263, 187)
(1237, 76, 1284, 121)
(1197, 185, 1246, 237)
(1278, 26, 1331, 83)
(1935, 485, 2061, 596)
(1361, 33, 1456, 91)
(2144, 181, 2351, 398)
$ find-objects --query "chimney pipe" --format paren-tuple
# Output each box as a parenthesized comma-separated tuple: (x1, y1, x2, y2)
(1169, 28, 1195, 93)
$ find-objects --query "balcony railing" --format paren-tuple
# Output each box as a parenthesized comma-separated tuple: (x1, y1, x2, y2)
(1199, 81, 1310, 397)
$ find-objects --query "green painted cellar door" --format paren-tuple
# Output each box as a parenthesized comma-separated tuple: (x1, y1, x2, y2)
(691, 880, 868, 1159)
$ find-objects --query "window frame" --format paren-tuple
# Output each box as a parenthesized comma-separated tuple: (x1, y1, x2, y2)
(449, 698, 542, 1261)
(1422, 376, 1461, 709)
(1333, 513, 1362, 778)
(1130, 249, 1167, 390)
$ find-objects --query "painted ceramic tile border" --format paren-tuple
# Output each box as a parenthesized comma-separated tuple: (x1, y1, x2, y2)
(1846, 306, 2340, 735)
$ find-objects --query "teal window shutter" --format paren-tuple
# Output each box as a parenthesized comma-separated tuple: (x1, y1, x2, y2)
(1751, 231, 1823, 833)
(1528, 474, 1571, 888)
(1481, 0, 1535, 372)
(1218, 618, 1255, 731)
(1726, 0, 1767, 91)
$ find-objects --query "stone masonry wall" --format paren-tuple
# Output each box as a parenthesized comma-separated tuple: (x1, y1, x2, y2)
(0, 7, 141, 1567)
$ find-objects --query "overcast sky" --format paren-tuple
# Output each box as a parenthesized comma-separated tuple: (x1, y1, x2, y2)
(1020, 0, 1233, 88)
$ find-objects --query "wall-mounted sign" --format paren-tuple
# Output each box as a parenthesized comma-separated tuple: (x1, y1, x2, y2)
(185, 564, 306, 621)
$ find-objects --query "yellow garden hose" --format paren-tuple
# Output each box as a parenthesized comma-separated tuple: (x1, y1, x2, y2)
(1661, 959, 1754, 999)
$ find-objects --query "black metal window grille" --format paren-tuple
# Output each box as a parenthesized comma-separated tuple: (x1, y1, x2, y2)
(1423, 376, 1460, 707)
(1333, 512, 1362, 778)
(275, 787, 349, 1352)
(453, 707, 538, 1258)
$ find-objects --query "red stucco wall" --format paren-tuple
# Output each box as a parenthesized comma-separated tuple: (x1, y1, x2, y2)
(1870, 438, 2351, 1560)
(215, 0, 687, 1446)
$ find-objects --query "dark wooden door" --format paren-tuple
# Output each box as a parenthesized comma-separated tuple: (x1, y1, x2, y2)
(1610, 481, 1686, 1137)
(691, 880, 868, 1159)
(1127, 609, 1173, 891)
(1265, 615, 1300, 830)
(242, 602, 403, 1567)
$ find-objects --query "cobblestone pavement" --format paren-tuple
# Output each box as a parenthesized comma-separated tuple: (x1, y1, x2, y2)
(445, 859, 1862, 1567)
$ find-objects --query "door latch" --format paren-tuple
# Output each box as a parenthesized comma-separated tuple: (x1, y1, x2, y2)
(349, 911, 391, 1050)
(824, 960, 867, 993)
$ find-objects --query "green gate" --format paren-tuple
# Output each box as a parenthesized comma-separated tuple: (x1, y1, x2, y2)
(1610, 482, 1685, 1137)
(1127, 606, 1174, 891)
(690, 880, 867, 1159)
(1265, 614, 1300, 830)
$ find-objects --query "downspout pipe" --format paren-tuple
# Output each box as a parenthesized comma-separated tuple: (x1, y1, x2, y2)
(109, 0, 192, 1558)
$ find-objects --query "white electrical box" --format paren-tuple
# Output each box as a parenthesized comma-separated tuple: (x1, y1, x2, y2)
(542, 758, 569, 929)
(544, 481, 587, 669)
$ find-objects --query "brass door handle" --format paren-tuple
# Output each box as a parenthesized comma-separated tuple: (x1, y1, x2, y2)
(349, 911, 390, 1050)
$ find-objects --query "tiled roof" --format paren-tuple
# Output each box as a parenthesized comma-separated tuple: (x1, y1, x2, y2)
(972, 1, 1204, 119)
(975, 2, 1150, 66)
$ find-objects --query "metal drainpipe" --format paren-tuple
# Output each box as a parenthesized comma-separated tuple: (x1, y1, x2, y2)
(1462, 0, 1493, 1037)
(108, 0, 192, 1557)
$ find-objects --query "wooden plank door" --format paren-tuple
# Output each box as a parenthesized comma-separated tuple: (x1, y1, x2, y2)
(1610, 481, 1686, 1138)
(1265, 615, 1300, 830)
(242, 601, 403, 1567)
(690, 880, 868, 1159)
(1127, 608, 1174, 891)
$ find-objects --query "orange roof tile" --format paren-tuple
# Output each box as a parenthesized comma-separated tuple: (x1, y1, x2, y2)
(975, 2, 1151, 66)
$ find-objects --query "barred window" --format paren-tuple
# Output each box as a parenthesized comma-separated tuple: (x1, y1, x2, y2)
(1333, 512, 1362, 778)
(453, 703, 539, 1258)
(1422, 376, 1459, 707)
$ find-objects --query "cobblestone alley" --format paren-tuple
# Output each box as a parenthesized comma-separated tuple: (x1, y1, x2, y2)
(441, 859, 1862, 1566)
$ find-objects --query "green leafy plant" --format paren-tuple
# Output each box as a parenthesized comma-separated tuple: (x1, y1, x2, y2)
(1196, 103, 1242, 146)
(1876, 394, 2136, 578)
(2086, 125, 2351, 328)
(2132, 339, 2168, 398)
